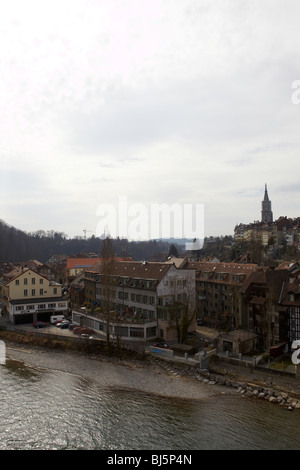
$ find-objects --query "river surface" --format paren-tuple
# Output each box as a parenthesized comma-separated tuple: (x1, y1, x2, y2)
(0, 352, 300, 451)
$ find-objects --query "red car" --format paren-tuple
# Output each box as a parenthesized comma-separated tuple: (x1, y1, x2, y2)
(73, 327, 94, 335)
(33, 321, 49, 328)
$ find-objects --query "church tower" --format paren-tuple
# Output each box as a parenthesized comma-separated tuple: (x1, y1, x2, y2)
(261, 184, 273, 223)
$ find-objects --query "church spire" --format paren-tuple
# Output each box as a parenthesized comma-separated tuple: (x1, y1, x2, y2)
(264, 183, 269, 201)
(261, 184, 273, 223)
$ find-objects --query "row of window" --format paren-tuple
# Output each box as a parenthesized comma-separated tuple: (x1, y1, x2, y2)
(23, 288, 58, 296)
(200, 274, 245, 282)
(120, 292, 155, 304)
(15, 302, 66, 311)
(118, 278, 155, 289)
(167, 279, 187, 287)
(96, 288, 156, 305)
(15, 278, 44, 285)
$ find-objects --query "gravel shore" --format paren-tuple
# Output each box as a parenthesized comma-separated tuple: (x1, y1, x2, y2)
(4, 339, 300, 410)
(5, 343, 224, 402)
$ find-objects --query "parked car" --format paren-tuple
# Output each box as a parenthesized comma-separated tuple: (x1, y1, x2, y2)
(73, 327, 94, 335)
(56, 320, 70, 328)
(73, 327, 84, 334)
(80, 333, 93, 339)
(152, 342, 171, 349)
(50, 315, 66, 324)
(60, 322, 70, 329)
(197, 318, 204, 326)
(33, 321, 49, 328)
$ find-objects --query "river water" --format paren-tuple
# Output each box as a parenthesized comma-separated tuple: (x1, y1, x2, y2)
(0, 354, 300, 451)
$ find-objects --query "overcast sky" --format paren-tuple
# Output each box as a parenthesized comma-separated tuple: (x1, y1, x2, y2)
(1, 0, 300, 241)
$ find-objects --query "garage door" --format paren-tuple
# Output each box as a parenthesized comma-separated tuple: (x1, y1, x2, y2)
(14, 313, 33, 325)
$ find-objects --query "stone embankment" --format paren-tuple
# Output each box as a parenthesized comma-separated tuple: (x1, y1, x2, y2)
(149, 356, 300, 411)
(196, 370, 300, 410)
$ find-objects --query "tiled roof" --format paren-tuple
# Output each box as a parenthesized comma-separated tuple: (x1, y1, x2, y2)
(185, 261, 258, 274)
(66, 258, 102, 269)
(89, 260, 172, 280)
(66, 257, 132, 270)
(4, 268, 54, 286)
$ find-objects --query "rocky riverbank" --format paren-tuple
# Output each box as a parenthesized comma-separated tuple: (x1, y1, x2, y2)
(148, 355, 300, 410)
(1, 325, 300, 410)
(3, 334, 300, 411)
(195, 369, 300, 410)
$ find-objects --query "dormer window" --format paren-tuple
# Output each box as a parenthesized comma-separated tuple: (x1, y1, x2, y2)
(290, 294, 295, 302)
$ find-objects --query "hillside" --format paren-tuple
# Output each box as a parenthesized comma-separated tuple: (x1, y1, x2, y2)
(0, 220, 183, 263)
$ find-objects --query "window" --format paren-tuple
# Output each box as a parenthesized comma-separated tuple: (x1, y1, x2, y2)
(130, 327, 144, 338)
(24, 289, 28, 296)
(53, 288, 57, 294)
(39, 289, 43, 295)
(38, 304, 46, 309)
(39, 279, 43, 284)
(31, 278, 35, 285)
(24, 278, 28, 285)
(15, 279, 19, 286)
(31, 289, 36, 296)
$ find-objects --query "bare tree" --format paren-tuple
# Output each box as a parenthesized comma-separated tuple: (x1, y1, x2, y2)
(165, 274, 196, 343)
(101, 237, 116, 348)
(229, 285, 241, 330)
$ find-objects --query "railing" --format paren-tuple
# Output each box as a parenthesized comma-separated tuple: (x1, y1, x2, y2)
(72, 306, 156, 325)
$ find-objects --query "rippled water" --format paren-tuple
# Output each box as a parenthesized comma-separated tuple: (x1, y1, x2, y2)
(0, 358, 299, 450)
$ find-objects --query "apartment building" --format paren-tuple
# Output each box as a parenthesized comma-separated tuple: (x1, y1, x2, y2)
(277, 262, 300, 349)
(241, 265, 290, 351)
(184, 261, 258, 329)
(74, 260, 196, 342)
(2, 268, 68, 324)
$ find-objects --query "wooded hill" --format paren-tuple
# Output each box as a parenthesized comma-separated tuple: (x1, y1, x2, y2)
(0, 219, 184, 263)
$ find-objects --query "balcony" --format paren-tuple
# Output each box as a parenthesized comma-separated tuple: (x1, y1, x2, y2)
(73, 306, 156, 325)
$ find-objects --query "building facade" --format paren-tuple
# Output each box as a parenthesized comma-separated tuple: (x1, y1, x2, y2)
(2, 268, 68, 324)
(185, 261, 258, 329)
(73, 260, 196, 342)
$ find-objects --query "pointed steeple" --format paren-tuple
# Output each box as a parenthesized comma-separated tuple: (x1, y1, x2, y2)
(264, 183, 269, 201)
(261, 184, 273, 223)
